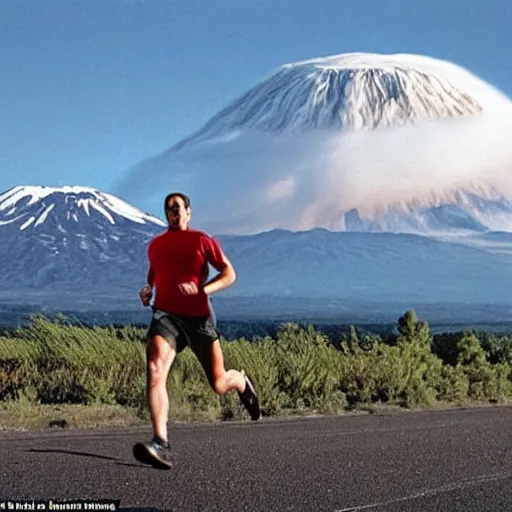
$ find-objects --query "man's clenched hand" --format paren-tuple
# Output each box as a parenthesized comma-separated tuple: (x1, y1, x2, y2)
(139, 284, 153, 306)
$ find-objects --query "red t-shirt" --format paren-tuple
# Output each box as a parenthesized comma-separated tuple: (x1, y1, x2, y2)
(147, 228, 227, 316)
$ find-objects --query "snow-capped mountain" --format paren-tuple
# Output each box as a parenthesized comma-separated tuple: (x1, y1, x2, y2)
(0, 185, 165, 232)
(118, 52, 512, 236)
(173, 53, 497, 147)
(0, 186, 165, 295)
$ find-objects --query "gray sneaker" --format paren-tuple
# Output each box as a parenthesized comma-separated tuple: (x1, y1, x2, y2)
(133, 438, 173, 469)
(238, 372, 261, 421)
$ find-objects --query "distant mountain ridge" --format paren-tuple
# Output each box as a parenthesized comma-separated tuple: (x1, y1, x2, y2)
(341, 186, 512, 234)
(1, 186, 511, 324)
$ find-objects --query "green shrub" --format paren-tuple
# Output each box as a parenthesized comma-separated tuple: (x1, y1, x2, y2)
(0, 312, 510, 422)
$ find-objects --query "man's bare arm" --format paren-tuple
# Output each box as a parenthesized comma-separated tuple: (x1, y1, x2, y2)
(140, 266, 155, 306)
(146, 267, 155, 288)
(203, 257, 237, 295)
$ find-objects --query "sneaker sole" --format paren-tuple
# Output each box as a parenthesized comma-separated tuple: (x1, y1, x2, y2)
(132, 442, 172, 470)
(241, 373, 261, 421)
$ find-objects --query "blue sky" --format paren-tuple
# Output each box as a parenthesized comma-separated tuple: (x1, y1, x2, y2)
(1, 0, 511, 205)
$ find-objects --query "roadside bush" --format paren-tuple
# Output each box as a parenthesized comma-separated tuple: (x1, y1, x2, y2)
(0, 311, 510, 422)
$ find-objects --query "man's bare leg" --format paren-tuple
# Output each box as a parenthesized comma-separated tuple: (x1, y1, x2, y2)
(133, 334, 176, 469)
(146, 334, 177, 442)
(194, 339, 261, 420)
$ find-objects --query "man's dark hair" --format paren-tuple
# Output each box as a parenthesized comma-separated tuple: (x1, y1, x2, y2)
(164, 192, 191, 212)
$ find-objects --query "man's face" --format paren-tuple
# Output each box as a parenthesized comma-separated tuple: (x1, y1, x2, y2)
(166, 195, 191, 229)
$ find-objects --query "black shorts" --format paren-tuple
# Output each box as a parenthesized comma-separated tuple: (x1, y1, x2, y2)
(147, 308, 220, 353)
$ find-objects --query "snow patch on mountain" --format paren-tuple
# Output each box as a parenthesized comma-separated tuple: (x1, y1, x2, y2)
(173, 52, 510, 147)
(0, 186, 166, 230)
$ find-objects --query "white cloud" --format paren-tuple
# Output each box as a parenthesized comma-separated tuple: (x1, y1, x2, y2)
(116, 106, 512, 235)
(266, 176, 296, 203)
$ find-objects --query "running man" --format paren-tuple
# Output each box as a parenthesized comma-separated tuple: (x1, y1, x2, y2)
(133, 192, 261, 470)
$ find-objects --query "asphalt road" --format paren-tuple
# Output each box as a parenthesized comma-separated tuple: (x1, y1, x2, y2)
(1, 406, 512, 511)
